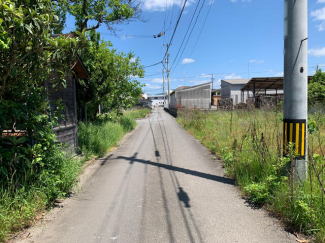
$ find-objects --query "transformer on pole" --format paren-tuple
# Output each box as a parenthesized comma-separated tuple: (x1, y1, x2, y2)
(283, 0, 308, 181)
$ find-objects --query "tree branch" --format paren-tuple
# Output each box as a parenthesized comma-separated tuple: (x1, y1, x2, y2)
(85, 21, 101, 31)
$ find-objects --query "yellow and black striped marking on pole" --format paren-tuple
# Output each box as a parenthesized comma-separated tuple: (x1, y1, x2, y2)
(283, 119, 306, 159)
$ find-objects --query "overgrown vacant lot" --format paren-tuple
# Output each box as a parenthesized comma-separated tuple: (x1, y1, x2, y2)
(0, 109, 150, 242)
(177, 109, 325, 242)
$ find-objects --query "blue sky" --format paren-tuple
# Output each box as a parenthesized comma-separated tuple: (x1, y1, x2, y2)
(65, 0, 325, 94)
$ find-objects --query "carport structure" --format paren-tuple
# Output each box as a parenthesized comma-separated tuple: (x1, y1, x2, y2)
(241, 77, 283, 99)
(241, 76, 312, 107)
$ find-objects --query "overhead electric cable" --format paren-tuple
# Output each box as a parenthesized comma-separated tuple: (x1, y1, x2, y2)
(171, 3, 213, 73)
(142, 73, 163, 77)
(189, 2, 213, 58)
(143, 61, 163, 68)
(171, 0, 206, 73)
(162, 0, 188, 61)
(169, 0, 202, 71)
(169, 70, 286, 80)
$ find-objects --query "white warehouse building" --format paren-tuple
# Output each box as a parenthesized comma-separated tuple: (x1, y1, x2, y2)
(147, 95, 166, 107)
(221, 79, 252, 105)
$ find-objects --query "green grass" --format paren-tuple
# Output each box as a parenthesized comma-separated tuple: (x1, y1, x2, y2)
(123, 108, 151, 119)
(0, 109, 150, 242)
(77, 109, 151, 157)
(177, 109, 325, 242)
(0, 154, 83, 242)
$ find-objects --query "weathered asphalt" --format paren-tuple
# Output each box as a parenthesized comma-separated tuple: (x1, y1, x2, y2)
(18, 107, 296, 243)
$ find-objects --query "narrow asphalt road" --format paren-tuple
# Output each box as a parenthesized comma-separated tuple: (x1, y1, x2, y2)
(18, 107, 296, 243)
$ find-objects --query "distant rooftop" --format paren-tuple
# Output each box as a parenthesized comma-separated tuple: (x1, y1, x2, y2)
(222, 79, 251, 85)
(174, 86, 190, 91)
(147, 94, 165, 97)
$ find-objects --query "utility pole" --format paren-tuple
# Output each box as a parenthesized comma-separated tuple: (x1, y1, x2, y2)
(162, 69, 165, 106)
(164, 44, 171, 109)
(283, 0, 308, 181)
(211, 73, 214, 91)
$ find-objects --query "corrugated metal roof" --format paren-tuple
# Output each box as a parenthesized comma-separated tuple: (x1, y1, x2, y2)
(241, 76, 313, 91)
(222, 79, 251, 85)
(170, 86, 190, 95)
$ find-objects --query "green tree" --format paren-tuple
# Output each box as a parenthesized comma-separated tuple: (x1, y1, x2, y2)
(78, 31, 144, 119)
(0, 0, 85, 188)
(54, 0, 142, 32)
(308, 69, 325, 107)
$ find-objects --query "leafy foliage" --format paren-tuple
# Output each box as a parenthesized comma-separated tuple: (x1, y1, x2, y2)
(0, 0, 86, 239)
(0, 0, 86, 188)
(0, 0, 145, 240)
(77, 31, 144, 120)
(54, 0, 142, 32)
(308, 69, 325, 106)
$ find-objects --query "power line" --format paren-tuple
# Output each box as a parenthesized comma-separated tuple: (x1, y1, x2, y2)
(170, 0, 206, 73)
(169, 0, 203, 72)
(168, 70, 286, 80)
(143, 61, 163, 68)
(188, 2, 213, 58)
(142, 73, 163, 78)
(162, 0, 188, 62)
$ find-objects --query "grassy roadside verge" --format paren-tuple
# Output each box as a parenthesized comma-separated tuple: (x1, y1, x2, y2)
(78, 108, 151, 157)
(177, 109, 325, 242)
(0, 109, 150, 242)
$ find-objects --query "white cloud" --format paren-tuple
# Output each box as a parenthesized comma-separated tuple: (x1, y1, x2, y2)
(151, 78, 163, 83)
(189, 79, 211, 85)
(274, 72, 284, 77)
(311, 6, 325, 31)
(308, 47, 325, 57)
(182, 58, 195, 64)
(317, 0, 325, 3)
(316, 22, 325, 31)
(309, 70, 317, 75)
(149, 78, 181, 83)
(208, 0, 214, 5)
(224, 73, 242, 79)
(129, 75, 139, 78)
(249, 60, 264, 63)
(130, 57, 136, 63)
(311, 7, 325, 20)
(144, 83, 161, 89)
(120, 34, 133, 40)
(200, 73, 212, 78)
(142, 0, 194, 12)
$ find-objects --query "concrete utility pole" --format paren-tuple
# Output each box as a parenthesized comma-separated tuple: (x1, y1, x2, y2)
(164, 44, 171, 109)
(162, 69, 165, 106)
(283, 0, 308, 181)
(211, 73, 214, 91)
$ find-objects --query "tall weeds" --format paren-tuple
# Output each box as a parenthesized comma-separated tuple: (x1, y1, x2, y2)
(177, 109, 325, 242)
(77, 110, 149, 157)
(0, 109, 150, 242)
